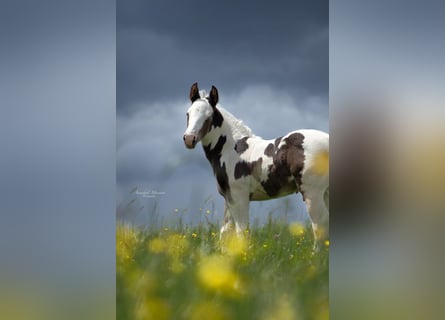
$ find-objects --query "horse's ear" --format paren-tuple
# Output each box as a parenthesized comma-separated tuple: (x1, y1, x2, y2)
(189, 82, 200, 102)
(208, 85, 219, 108)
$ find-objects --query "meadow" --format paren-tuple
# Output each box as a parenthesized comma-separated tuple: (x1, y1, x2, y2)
(116, 221, 329, 320)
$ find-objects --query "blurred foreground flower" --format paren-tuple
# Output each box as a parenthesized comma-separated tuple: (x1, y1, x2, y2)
(148, 237, 166, 254)
(148, 233, 189, 273)
(223, 233, 248, 257)
(197, 254, 243, 295)
(136, 298, 170, 320)
(116, 225, 138, 264)
(187, 301, 229, 320)
(165, 234, 190, 258)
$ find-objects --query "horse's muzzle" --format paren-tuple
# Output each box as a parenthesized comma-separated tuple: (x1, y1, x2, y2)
(183, 134, 197, 149)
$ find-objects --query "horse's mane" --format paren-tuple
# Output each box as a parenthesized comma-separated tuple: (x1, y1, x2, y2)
(218, 107, 254, 139)
(200, 90, 254, 139)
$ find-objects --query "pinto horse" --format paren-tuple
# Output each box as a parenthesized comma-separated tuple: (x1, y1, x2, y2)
(183, 83, 329, 250)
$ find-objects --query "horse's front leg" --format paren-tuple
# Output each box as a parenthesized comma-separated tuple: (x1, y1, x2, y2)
(220, 193, 250, 238)
(227, 193, 250, 236)
(220, 202, 234, 238)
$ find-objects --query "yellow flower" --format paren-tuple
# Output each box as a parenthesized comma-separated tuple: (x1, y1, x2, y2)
(197, 254, 241, 295)
(289, 222, 305, 236)
(116, 224, 138, 264)
(135, 298, 170, 320)
(191, 233, 198, 238)
(316, 298, 329, 320)
(324, 240, 330, 247)
(148, 237, 166, 254)
(223, 234, 248, 257)
(165, 234, 190, 258)
(149, 234, 190, 273)
(263, 244, 268, 248)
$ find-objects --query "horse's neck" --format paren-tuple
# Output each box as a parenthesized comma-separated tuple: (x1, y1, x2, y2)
(202, 120, 235, 150)
(201, 108, 253, 161)
(219, 108, 253, 140)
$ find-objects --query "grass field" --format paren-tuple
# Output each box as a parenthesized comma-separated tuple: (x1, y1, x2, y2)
(117, 221, 328, 320)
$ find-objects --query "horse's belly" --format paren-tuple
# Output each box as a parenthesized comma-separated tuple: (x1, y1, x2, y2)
(249, 181, 297, 201)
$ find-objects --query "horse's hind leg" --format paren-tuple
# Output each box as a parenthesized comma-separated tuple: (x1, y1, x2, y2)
(303, 189, 329, 252)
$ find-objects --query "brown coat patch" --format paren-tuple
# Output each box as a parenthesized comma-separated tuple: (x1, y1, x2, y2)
(234, 158, 262, 179)
(264, 143, 275, 157)
(234, 137, 249, 154)
(211, 108, 223, 128)
(198, 118, 212, 140)
(261, 133, 305, 197)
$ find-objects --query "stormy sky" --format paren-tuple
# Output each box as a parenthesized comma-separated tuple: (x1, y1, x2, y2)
(117, 0, 329, 226)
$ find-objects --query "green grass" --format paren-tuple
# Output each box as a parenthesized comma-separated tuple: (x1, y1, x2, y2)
(117, 221, 328, 320)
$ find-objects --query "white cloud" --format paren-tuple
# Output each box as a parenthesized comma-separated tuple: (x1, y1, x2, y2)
(224, 84, 329, 137)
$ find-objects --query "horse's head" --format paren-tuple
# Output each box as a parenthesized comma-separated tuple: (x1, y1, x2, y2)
(183, 82, 219, 149)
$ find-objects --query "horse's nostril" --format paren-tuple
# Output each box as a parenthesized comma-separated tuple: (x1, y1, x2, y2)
(183, 135, 186, 141)
(184, 134, 197, 148)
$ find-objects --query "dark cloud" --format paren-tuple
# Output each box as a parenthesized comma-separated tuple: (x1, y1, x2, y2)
(118, 1, 326, 52)
(117, 1, 328, 226)
(117, 0, 328, 115)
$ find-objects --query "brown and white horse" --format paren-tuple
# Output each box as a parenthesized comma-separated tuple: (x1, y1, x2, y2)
(183, 83, 329, 250)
